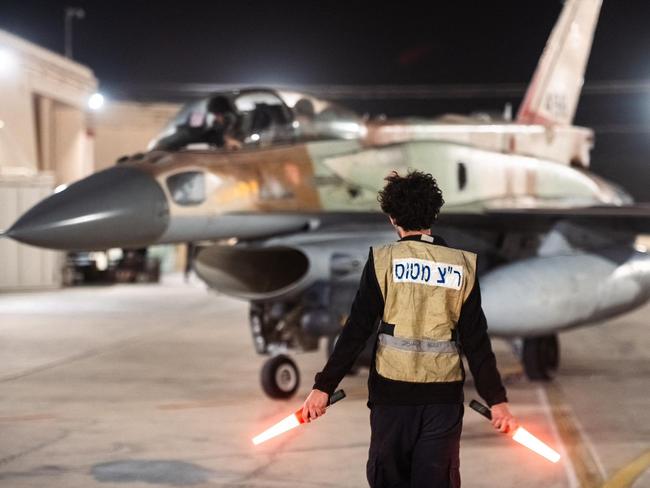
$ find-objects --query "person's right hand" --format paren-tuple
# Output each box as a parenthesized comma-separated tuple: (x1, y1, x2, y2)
(301, 389, 329, 423)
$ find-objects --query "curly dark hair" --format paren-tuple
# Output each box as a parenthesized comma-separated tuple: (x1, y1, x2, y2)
(377, 170, 444, 231)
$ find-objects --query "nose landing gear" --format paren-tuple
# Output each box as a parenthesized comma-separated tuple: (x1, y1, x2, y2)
(260, 354, 300, 399)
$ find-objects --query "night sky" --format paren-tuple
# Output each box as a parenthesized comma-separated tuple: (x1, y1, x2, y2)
(1, 1, 649, 200)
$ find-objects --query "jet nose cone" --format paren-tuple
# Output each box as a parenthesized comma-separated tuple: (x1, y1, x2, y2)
(7, 166, 170, 250)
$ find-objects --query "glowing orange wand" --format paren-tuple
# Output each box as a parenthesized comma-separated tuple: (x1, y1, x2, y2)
(469, 400, 561, 463)
(252, 390, 346, 445)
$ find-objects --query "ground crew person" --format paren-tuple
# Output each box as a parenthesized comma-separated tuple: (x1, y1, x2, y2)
(301, 170, 518, 487)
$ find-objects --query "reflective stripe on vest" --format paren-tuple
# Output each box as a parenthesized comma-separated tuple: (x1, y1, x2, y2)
(378, 333, 459, 354)
(372, 235, 477, 383)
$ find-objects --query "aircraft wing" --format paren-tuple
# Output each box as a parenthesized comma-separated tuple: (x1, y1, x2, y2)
(267, 204, 650, 236)
(212, 204, 650, 242)
(464, 204, 650, 234)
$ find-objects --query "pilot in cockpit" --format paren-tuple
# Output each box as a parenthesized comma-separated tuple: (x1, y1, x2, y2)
(294, 98, 317, 139)
(205, 96, 243, 151)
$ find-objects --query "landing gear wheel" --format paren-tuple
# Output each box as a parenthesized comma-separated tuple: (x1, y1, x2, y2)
(261, 354, 300, 399)
(522, 334, 559, 380)
(327, 334, 359, 375)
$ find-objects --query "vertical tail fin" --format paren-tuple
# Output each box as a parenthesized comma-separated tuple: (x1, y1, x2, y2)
(517, 0, 603, 126)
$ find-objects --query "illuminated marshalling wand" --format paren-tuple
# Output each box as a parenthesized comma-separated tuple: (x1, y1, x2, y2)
(469, 400, 561, 463)
(252, 390, 346, 445)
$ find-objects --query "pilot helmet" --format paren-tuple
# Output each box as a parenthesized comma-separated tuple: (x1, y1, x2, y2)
(207, 96, 234, 115)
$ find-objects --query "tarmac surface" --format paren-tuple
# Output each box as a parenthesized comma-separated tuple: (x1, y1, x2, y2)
(0, 274, 648, 488)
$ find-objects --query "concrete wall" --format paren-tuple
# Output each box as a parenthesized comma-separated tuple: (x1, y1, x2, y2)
(93, 101, 179, 170)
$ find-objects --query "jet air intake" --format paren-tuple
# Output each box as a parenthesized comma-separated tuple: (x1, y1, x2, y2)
(195, 245, 310, 301)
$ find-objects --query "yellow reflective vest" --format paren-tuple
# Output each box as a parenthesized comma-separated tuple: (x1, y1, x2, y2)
(372, 233, 477, 383)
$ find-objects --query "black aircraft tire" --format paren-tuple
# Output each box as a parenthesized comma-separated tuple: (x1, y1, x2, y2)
(261, 355, 300, 399)
(522, 335, 559, 381)
(547, 334, 560, 371)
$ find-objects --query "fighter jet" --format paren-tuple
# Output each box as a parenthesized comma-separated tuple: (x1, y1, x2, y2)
(5, 0, 650, 398)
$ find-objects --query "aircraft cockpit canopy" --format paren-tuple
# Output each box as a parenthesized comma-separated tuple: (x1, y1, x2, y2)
(148, 89, 365, 152)
(275, 91, 365, 141)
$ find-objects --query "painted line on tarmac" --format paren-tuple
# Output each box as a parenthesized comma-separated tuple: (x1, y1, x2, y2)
(543, 382, 605, 487)
(0, 429, 69, 467)
(0, 413, 56, 422)
(0, 320, 193, 383)
(601, 450, 650, 488)
(572, 406, 608, 480)
(0, 335, 147, 383)
(537, 386, 579, 488)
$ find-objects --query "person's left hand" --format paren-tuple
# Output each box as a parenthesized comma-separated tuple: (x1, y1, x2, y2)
(490, 402, 518, 434)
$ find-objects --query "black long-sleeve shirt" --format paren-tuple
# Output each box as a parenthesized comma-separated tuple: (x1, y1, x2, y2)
(313, 235, 507, 407)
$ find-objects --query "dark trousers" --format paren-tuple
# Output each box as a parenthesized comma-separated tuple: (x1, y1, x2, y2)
(366, 403, 463, 488)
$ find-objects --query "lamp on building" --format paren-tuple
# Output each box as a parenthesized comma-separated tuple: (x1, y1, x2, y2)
(88, 92, 105, 111)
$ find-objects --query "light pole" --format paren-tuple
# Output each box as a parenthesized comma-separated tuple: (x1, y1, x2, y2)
(64, 7, 85, 59)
